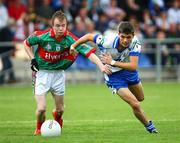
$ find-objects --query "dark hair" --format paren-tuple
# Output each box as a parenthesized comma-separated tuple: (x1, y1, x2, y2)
(118, 21, 134, 34)
(51, 10, 67, 25)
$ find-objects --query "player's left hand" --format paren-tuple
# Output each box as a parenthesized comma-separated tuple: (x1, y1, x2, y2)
(100, 53, 113, 65)
(31, 58, 39, 72)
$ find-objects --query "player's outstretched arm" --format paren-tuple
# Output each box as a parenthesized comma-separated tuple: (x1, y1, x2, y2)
(88, 53, 112, 75)
(70, 33, 95, 55)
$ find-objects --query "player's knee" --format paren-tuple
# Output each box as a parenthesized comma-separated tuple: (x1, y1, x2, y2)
(131, 101, 140, 111)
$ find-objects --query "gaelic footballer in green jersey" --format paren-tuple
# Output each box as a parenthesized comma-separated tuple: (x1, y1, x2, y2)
(24, 10, 111, 136)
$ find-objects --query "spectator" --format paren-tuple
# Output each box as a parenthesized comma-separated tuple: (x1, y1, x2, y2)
(120, 0, 148, 22)
(129, 15, 144, 41)
(14, 12, 35, 42)
(7, 0, 27, 21)
(72, 20, 86, 38)
(72, 20, 95, 70)
(142, 10, 156, 38)
(155, 11, 170, 32)
(88, 0, 102, 22)
(148, 0, 166, 17)
(104, 0, 126, 20)
(60, 0, 73, 21)
(167, 0, 180, 25)
(95, 11, 109, 34)
(156, 29, 169, 65)
(171, 44, 180, 65)
(0, 0, 16, 84)
(99, 0, 110, 10)
(167, 0, 180, 38)
(35, 0, 55, 29)
(51, 0, 62, 11)
(75, 7, 92, 27)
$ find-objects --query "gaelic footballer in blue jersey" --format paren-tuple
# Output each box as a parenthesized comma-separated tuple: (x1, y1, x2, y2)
(70, 21, 158, 133)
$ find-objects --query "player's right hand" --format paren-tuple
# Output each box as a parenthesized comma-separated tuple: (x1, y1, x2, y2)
(69, 45, 77, 56)
(31, 58, 39, 72)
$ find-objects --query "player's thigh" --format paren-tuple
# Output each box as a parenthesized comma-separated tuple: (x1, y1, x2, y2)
(117, 88, 139, 106)
(33, 71, 50, 96)
(52, 94, 64, 111)
(51, 71, 65, 96)
(35, 95, 46, 110)
(128, 82, 144, 101)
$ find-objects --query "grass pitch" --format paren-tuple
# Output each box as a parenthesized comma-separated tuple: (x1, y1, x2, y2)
(0, 82, 180, 143)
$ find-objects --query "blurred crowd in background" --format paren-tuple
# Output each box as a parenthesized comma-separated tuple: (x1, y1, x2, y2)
(0, 0, 180, 84)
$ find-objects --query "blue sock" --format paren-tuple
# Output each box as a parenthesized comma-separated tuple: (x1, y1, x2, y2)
(145, 121, 158, 133)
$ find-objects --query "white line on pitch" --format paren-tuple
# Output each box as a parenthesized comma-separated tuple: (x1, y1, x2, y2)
(0, 118, 179, 125)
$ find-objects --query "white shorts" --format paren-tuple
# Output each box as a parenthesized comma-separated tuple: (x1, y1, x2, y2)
(32, 70, 65, 96)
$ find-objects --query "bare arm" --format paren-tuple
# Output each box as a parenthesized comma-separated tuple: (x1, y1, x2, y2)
(24, 40, 39, 71)
(24, 40, 34, 60)
(88, 53, 112, 75)
(70, 33, 95, 55)
(114, 56, 138, 71)
(72, 33, 94, 48)
(100, 53, 138, 71)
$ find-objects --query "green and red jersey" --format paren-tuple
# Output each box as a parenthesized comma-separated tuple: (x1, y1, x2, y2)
(24, 28, 96, 70)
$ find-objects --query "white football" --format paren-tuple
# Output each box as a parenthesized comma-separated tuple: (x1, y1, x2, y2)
(41, 120, 61, 137)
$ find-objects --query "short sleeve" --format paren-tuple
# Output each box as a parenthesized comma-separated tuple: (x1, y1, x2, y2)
(26, 32, 40, 46)
(76, 44, 96, 57)
(129, 43, 141, 56)
(93, 34, 104, 45)
(93, 34, 118, 50)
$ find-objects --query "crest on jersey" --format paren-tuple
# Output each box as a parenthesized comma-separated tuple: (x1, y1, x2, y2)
(96, 35, 105, 45)
(55, 44, 61, 51)
(46, 44, 52, 51)
(134, 44, 141, 52)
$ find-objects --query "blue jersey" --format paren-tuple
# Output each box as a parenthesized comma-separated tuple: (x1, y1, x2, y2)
(93, 33, 141, 92)
(93, 34, 141, 72)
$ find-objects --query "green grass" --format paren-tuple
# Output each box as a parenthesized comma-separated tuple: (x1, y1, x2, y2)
(0, 82, 180, 143)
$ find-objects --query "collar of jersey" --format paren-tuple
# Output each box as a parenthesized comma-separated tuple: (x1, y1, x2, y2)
(50, 28, 67, 42)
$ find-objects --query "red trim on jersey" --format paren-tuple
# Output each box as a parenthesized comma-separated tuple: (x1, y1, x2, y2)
(85, 48, 96, 57)
(38, 47, 77, 62)
(24, 40, 31, 48)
